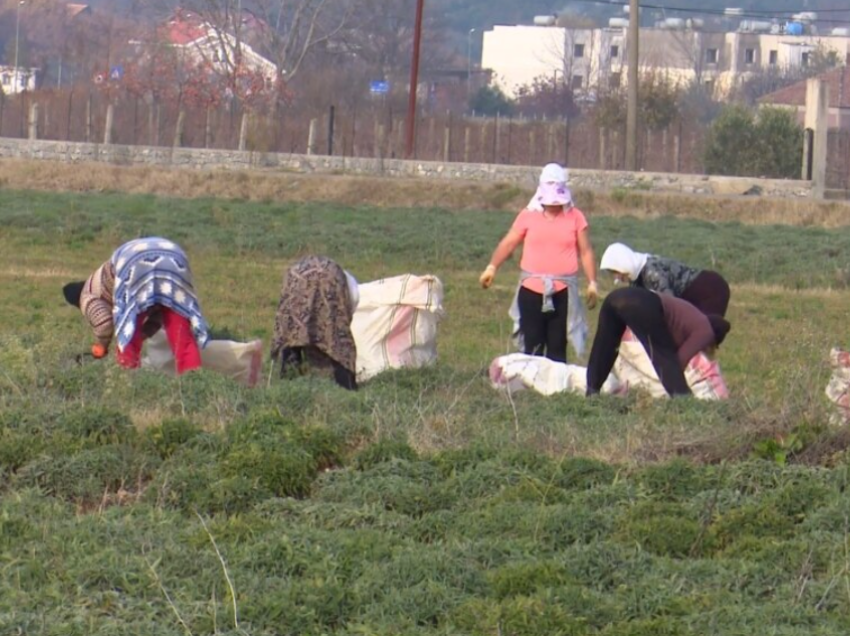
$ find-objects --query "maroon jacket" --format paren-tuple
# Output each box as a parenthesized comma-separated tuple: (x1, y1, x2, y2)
(659, 294, 716, 367)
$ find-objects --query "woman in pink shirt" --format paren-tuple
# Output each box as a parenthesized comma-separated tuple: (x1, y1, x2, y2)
(479, 163, 598, 362)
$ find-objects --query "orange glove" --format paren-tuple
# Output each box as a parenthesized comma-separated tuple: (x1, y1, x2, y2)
(91, 343, 108, 359)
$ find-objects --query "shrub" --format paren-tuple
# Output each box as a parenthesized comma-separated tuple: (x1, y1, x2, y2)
(709, 503, 796, 549)
(145, 447, 264, 515)
(615, 501, 705, 558)
(57, 408, 137, 449)
(354, 438, 419, 470)
(703, 104, 803, 178)
(552, 457, 617, 491)
(223, 443, 318, 498)
(634, 459, 715, 500)
(487, 561, 571, 600)
(14, 445, 160, 502)
(145, 418, 202, 459)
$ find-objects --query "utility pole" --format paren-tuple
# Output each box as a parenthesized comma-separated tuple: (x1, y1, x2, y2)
(13, 1, 24, 94)
(625, 0, 639, 171)
(405, 0, 425, 158)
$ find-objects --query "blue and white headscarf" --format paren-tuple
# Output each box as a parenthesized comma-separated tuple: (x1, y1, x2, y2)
(111, 237, 209, 351)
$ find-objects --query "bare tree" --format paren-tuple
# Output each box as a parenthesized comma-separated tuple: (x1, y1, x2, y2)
(336, 0, 453, 84)
(150, 0, 355, 85)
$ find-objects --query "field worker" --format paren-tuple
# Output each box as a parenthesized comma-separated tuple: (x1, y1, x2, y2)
(62, 237, 209, 374)
(586, 287, 731, 397)
(600, 242, 731, 317)
(479, 162, 598, 362)
(271, 255, 359, 391)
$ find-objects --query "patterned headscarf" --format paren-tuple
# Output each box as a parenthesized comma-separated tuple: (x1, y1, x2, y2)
(527, 163, 571, 211)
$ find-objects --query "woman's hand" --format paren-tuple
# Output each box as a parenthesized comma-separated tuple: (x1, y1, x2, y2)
(479, 264, 497, 289)
(586, 281, 598, 309)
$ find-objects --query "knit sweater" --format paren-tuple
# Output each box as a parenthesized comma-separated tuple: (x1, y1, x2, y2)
(659, 294, 715, 368)
(80, 261, 116, 346)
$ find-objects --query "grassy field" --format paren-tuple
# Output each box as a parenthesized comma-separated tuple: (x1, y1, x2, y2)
(2, 182, 850, 635)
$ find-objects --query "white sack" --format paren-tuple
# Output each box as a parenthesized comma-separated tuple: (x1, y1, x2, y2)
(351, 274, 445, 382)
(613, 329, 729, 400)
(489, 353, 623, 396)
(142, 331, 263, 387)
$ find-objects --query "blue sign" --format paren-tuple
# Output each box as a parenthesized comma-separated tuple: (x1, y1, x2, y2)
(109, 65, 124, 81)
(369, 80, 389, 94)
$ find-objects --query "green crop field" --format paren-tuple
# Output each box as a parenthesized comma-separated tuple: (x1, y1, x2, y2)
(2, 187, 850, 635)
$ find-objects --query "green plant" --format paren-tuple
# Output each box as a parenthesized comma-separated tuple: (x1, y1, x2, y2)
(703, 104, 803, 178)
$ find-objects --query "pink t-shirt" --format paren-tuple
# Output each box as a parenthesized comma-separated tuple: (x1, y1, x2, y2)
(510, 206, 589, 294)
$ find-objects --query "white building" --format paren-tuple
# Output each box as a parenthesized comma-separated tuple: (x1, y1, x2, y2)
(482, 21, 850, 98)
(481, 24, 624, 98)
(0, 66, 38, 95)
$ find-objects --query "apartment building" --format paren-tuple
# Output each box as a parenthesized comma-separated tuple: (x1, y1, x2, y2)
(482, 21, 850, 99)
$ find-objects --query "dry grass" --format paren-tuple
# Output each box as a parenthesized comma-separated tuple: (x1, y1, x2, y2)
(1, 157, 849, 227)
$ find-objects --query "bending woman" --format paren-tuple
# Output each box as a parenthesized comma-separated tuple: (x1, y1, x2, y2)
(62, 237, 209, 374)
(600, 242, 730, 317)
(271, 255, 359, 391)
(479, 163, 598, 362)
(586, 287, 730, 397)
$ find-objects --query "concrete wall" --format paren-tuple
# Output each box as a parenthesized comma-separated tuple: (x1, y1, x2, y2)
(0, 136, 812, 199)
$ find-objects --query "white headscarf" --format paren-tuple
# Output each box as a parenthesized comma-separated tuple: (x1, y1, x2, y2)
(527, 163, 571, 212)
(600, 243, 649, 281)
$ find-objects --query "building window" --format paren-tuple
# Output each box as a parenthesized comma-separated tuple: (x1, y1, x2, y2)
(704, 79, 715, 92)
(574, 43, 585, 58)
(705, 48, 718, 64)
(610, 44, 619, 58)
(769, 50, 778, 65)
(745, 48, 755, 64)
(609, 72, 621, 88)
(802, 51, 810, 67)
(571, 74, 583, 89)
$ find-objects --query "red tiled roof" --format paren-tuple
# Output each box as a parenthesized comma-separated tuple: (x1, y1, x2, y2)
(165, 17, 207, 46)
(759, 65, 850, 109)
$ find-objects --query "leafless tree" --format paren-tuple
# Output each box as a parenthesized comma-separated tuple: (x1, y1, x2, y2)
(150, 0, 356, 83)
(336, 0, 454, 84)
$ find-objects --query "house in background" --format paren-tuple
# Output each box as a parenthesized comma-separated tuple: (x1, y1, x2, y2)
(759, 63, 850, 128)
(163, 11, 279, 88)
(0, 66, 38, 94)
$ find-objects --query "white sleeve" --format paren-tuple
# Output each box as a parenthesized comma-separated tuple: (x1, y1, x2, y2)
(344, 271, 360, 311)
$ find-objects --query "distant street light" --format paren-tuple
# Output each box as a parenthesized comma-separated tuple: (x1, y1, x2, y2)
(467, 28, 476, 102)
(14, 1, 25, 94)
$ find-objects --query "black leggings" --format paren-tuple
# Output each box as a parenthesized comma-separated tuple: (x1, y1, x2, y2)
(586, 288, 691, 397)
(517, 286, 569, 363)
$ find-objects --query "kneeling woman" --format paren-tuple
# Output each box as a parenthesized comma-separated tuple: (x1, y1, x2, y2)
(271, 255, 359, 391)
(600, 242, 731, 317)
(586, 288, 730, 397)
(63, 237, 209, 374)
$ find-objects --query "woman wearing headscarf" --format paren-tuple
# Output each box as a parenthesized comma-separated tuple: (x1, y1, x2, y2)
(62, 237, 209, 374)
(271, 255, 360, 391)
(586, 287, 731, 397)
(600, 242, 730, 317)
(479, 163, 598, 362)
